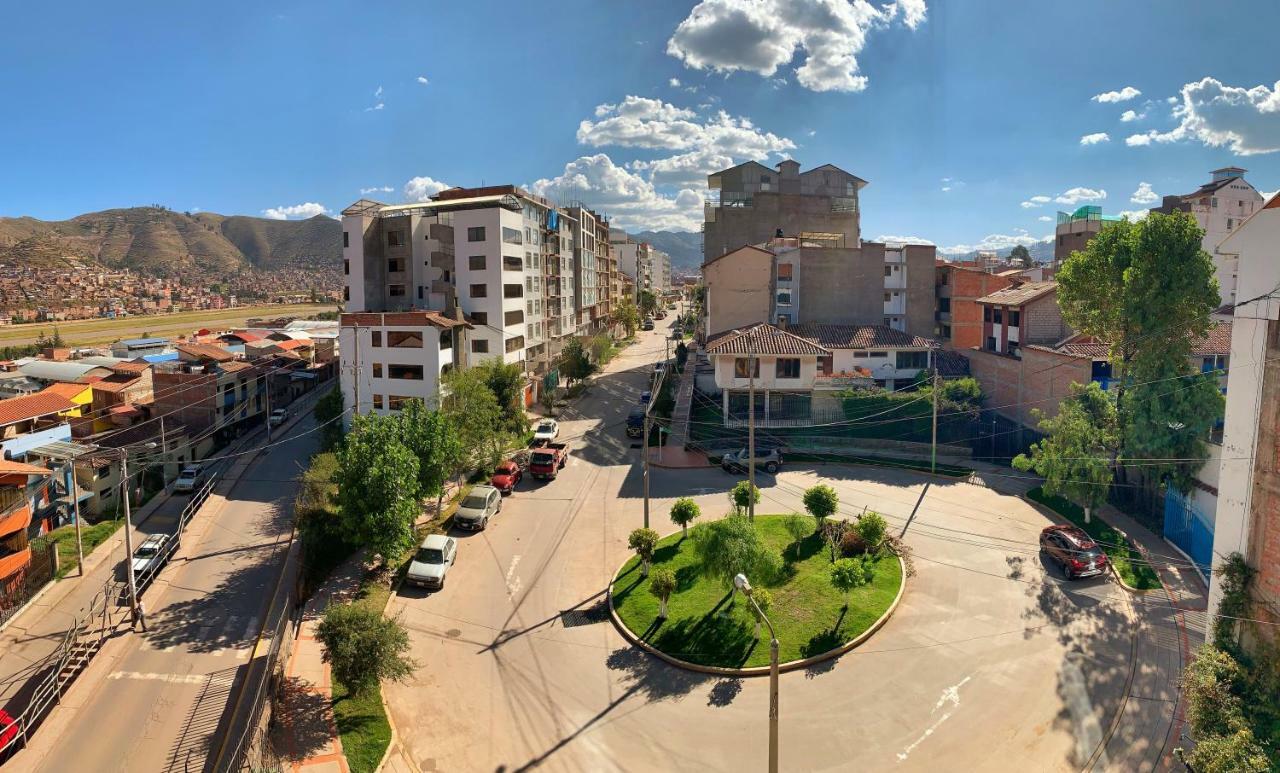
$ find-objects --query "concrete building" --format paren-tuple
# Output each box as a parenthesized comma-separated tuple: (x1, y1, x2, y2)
(651, 248, 672, 293)
(0, 460, 53, 595)
(703, 159, 865, 260)
(935, 263, 1017, 349)
(1151, 167, 1266, 308)
(567, 205, 614, 336)
(973, 281, 1067, 357)
(1207, 192, 1280, 635)
(610, 230, 652, 299)
(1052, 206, 1120, 267)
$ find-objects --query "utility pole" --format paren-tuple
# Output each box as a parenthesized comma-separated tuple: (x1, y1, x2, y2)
(930, 348, 939, 476)
(119, 453, 144, 630)
(159, 415, 168, 486)
(265, 370, 273, 444)
(69, 459, 84, 577)
(747, 339, 756, 521)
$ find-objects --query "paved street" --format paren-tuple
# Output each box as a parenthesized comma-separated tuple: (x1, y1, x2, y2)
(8, 415, 317, 772)
(382, 319, 1183, 772)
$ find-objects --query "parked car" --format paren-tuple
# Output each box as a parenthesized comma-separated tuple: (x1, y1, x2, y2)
(721, 447, 783, 474)
(533, 419, 559, 442)
(654, 310, 666, 320)
(454, 485, 502, 531)
(529, 441, 570, 480)
(490, 460, 523, 494)
(130, 533, 170, 578)
(268, 408, 289, 427)
(173, 465, 204, 494)
(0, 708, 19, 762)
(406, 534, 457, 589)
(1039, 525, 1109, 579)
(641, 318, 655, 331)
(639, 391, 651, 404)
(626, 406, 646, 438)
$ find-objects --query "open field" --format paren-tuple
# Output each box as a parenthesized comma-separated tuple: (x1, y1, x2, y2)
(0, 303, 336, 347)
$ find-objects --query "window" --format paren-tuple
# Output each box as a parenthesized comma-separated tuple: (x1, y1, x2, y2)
(884, 266, 892, 277)
(1007, 342, 1019, 358)
(371, 331, 382, 347)
(440, 330, 452, 350)
(389, 284, 406, 297)
(388, 364, 424, 380)
(896, 351, 929, 370)
(387, 331, 423, 348)
(777, 263, 793, 281)
(501, 227, 523, 245)
(467, 226, 486, 242)
(372, 363, 383, 378)
(504, 255, 522, 271)
(938, 297, 951, 312)
(343, 259, 349, 276)
(470, 283, 488, 298)
(983, 306, 992, 322)
(387, 230, 405, 247)
(417, 286, 424, 300)
(776, 358, 801, 378)
(868, 351, 888, 358)
(986, 336, 997, 351)
(733, 357, 759, 378)
(343, 286, 349, 301)
(992, 308, 1003, 324)
(472, 339, 490, 353)
(505, 336, 525, 353)
(1008, 310, 1021, 327)
(372, 394, 384, 410)
(503, 284, 523, 298)
(469, 255, 486, 271)
(776, 290, 792, 306)
(502, 308, 525, 326)
(471, 311, 487, 325)
(343, 231, 349, 248)
(388, 395, 411, 411)
(818, 356, 833, 375)
(884, 292, 890, 302)
(389, 257, 406, 273)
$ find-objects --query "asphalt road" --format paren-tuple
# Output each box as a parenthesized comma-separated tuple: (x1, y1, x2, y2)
(382, 319, 1174, 772)
(17, 415, 316, 772)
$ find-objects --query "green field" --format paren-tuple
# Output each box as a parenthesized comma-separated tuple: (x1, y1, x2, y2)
(611, 515, 902, 668)
(0, 303, 336, 347)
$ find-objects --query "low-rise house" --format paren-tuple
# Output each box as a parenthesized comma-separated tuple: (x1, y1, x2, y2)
(973, 281, 1066, 357)
(0, 391, 81, 439)
(111, 337, 170, 359)
(0, 460, 54, 596)
(934, 263, 1016, 349)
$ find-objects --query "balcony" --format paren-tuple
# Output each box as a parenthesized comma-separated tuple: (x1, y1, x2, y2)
(0, 545, 31, 582)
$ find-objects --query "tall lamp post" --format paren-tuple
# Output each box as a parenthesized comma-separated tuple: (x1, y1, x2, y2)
(112, 442, 158, 630)
(734, 573, 778, 773)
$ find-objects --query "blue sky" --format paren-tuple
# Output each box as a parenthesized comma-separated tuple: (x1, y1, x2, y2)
(3, 0, 1278, 254)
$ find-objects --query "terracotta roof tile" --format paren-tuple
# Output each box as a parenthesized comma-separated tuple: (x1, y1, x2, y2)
(786, 323, 935, 349)
(0, 392, 77, 426)
(1055, 323, 1231, 358)
(176, 343, 235, 363)
(40, 382, 90, 399)
(109, 360, 150, 375)
(0, 459, 53, 476)
(705, 324, 831, 356)
(976, 281, 1058, 306)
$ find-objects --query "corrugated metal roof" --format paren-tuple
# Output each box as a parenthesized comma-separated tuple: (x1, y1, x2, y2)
(18, 361, 112, 383)
(975, 281, 1058, 306)
(118, 337, 169, 347)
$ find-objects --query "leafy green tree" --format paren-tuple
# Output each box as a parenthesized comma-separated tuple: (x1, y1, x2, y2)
(746, 586, 773, 639)
(690, 515, 781, 600)
(783, 513, 811, 558)
(398, 399, 460, 504)
(1013, 382, 1117, 524)
(648, 567, 677, 619)
(588, 335, 612, 364)
(441, 367, 508, 473)
(315, 603, 417, 696)
(1008, 244, 1032, 268)
(729, 480, 760, 517)
(669, 497, 701, 536)
(628, 527, 660, 577)
(638, 289, 658, 317)
(335, 414, 420, 561)
(313, 387, 346, 451)
(853, 511, 889, 552)
(559, 338, 597, 386)
(829, 556, 875, 606)
(611, 298, 640, 337)
(1180, 644, 1272, 773)
(802, 484, 839, 531)
(472, 359, 529, 437)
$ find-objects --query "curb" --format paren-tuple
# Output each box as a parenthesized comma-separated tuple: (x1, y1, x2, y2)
(1017, 494, 1158, 595)
(606, 553, 907, 677)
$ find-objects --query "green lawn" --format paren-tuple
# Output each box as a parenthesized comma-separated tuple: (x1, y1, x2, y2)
(32, 517, 124, 579)
(1026, 487, 1163, 591)
(330, 580, 393, 773)
(611, 515, 902, 668)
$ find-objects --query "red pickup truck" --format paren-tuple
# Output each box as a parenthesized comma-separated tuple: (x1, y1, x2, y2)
(529, 441, 570, 480)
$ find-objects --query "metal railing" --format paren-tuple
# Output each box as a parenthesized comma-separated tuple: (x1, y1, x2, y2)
(0, 541, 57, 630)
(128, 474, 218, 599)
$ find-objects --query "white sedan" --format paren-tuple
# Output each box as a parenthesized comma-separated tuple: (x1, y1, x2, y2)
(533, 419, 559, 442)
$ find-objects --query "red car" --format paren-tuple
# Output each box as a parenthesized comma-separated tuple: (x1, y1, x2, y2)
(1039, 525, 1108, 579)
(489, 460, 522, 494)
(0, 708, 20, 760)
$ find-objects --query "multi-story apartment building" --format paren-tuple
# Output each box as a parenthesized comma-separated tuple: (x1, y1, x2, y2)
(1151, 167, 1266, 308)
(1052, 206, 1120, 268)
(567, 205, 612, 335)
(650, 249, 672, 294)
(610, 230, 652, 301)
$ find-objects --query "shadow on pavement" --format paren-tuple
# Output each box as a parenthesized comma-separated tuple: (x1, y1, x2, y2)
(270, 675, 333, 762)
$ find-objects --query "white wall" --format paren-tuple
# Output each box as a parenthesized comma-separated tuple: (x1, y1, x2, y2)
(713, 354, 818, 390)
(340, 323, 448, 420)
(342, 214, 372, 312)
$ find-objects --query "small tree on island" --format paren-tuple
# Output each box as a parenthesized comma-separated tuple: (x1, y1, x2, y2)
(829, 556, 875, 608)
(729, 480, 760, 517)
(559, 338, 597, 387)
(628, 527, 660, 577)
(853, 510, 889, 554)
(648, 567, 677, 619)
(783, 513, 811, 559)
(690, 515, 780, 606)
(315, 603, 417, 696)
(669, 497, 701, 537)
(747, 587, 773, 639)
(802, 484, 839, 532)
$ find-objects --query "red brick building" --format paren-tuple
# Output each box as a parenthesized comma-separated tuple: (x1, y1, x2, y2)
(935, 263, 1016, 350)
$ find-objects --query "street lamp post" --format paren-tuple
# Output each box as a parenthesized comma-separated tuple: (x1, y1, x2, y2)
(734, 573, 778, 773)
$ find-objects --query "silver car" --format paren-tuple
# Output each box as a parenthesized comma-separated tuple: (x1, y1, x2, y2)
(453, 485, 501, 531)
(173, 465, 203, 494)
(406, 534, 457, 589)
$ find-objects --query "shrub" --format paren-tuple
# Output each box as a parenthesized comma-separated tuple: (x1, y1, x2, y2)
(782, 513, 812, 558)
(802, 484, 839, 527)
(840, 530, 869, 557)
(628, 527, 660, 577)
(691, 515, 781, 592)
(648, 567, 677, 618)
(854, 511, 889, 553)
(729, 480, 760, 516)
(821, 520, 847, 563)
(315, 604, 417, 696)
(829, 556, 875, 603)
(669, 497, 701, 536)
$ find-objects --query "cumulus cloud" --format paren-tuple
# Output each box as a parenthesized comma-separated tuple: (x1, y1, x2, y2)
(1120, 108, 1145, 122)
(940, 177, 965, 193)
(1124, 77, 1280, 155)
(403, 176, 451, 202)
(1092, 86, 1141, 103)
(416, 75, 429, 85)
(1037, 215, 1053, 222)
(669, 77, 681, 87)
(1130, 182, 1159, 205)
(529, 153, 703, 231)
(262, 202, 328, 220)
(874, 234, 935, 245)
(1020, 195, 1052, 209)
(1080, 132, 1110, 145)
(1116, 209, 1150, 222)
(360, 186, 395, 195)
(939, 231, 1049, 256)
(665, 0, 928, 93)
(1054, 187, 1106, 205)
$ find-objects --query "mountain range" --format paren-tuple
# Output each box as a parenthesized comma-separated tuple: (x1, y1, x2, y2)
(631, 230, 702, 272)
(0, 207, 341, 275)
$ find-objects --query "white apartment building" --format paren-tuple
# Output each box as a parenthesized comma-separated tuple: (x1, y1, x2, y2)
(650, 249, 672, 293)
(610, 229, 652, 300)
(1151, 167, 1266, 308)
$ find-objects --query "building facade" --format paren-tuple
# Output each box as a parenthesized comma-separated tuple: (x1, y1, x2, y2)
(935, 263, 1017, 349)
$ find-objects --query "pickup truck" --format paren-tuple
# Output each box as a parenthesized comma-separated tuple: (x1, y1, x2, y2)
(529, 441, 570, 480)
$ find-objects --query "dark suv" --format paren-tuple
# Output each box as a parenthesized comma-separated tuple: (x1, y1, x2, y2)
(1039, 525, 1108, 579)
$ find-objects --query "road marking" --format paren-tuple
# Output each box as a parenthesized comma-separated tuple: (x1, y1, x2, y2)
(236, 616, 260, 659)
(505, 555, 523, 599)
(109, 671, 235, 686)
(897, 675, 971, 762)
(211, 616, 241, 656)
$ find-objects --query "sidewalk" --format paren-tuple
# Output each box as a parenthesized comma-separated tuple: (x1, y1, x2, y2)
(275, 552, 367, 773)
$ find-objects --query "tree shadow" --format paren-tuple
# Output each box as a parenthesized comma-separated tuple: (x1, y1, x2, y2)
(706, 678, 743, 707)
(800, 606, 848, 659)
(270, 675, 334, 762)
(648, 605, 756, 668)
(674, 564, 701, 592)
(604, 646, 713, 702)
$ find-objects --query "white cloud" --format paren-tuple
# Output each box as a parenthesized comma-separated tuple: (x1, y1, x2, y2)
(578, 96, 702, 149)
(360, 186, 395, 195)
(365, 102, 384, 112)
(1130, 182, 1158, 205)
(874, 234, 934, 245)
(1054, 187, 1106, 205)
(1124, 77, 1280, 155)
(1120, 108, 1146, 122)
(665, 0, 928, 93)
(807, 129, 817, 137)
(939, 231, 1049, 256)
(262, 202, 328, 220)
(940, 177, 965, 193)
(1037, 215, 1053, 222)
(416, 75, 429, 85)
(529, 153, 703, 231)
(1092, 86, 1141, 103)
(1020, 195, 1052, 208)
(669, 77, 681, 87)
(403, 176, 451, 202)
(1264, 189, 1279, 201)
(1116, 209, 1150, 222)
(1080, 132, 1110, 145)
(375, 85, 383, 98)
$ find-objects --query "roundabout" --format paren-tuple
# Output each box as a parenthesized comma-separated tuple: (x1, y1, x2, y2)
(608, 515, 905, 672)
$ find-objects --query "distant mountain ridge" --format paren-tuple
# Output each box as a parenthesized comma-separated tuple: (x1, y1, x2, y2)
(0, 207, 341, 276)
(630, 230, 702, 272)
(944, 239, 1053, 264)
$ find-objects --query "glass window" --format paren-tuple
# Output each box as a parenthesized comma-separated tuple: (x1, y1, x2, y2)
(388, 364, 424, 380)
(372, 394, 384, 410)
(471, 311, 487, 325)
(505, 336, 525, 353)
(467, 226, 486, 242)
(504, 284, 523, 298)
(993, 308, 1003, 323)
(505, 255, 522, 271)
(775, 358, 800, 378)
(1008, 310, 1021, 327)
(884, 266, 892, 277)
(343, 231, 349, 248)
(387, 230, 405, 247)
(734, 358, 759, 378)
(388, 395, 411, 411)
(470, 284, 487, 298)
(469, 255, 486, 271)
(440, 330, 452, 350)
(343, 259, 349, 276)
(502, 227, 523, 245)
(387, 331, 423, 348)
(371, 331, 382, 347)
(777, 263, 793, 280)
(896, 351, 929, 370)
(372, 363, 382, 378)
(389, 284, 406, 297)
(472, 339, 490, 353)
(505, 309, 524, 326)
(776, 290, 791, 306)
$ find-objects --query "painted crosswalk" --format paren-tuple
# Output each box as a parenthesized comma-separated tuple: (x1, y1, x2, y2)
(152, 614, 260, 658)
(108, 671, 236, 687)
